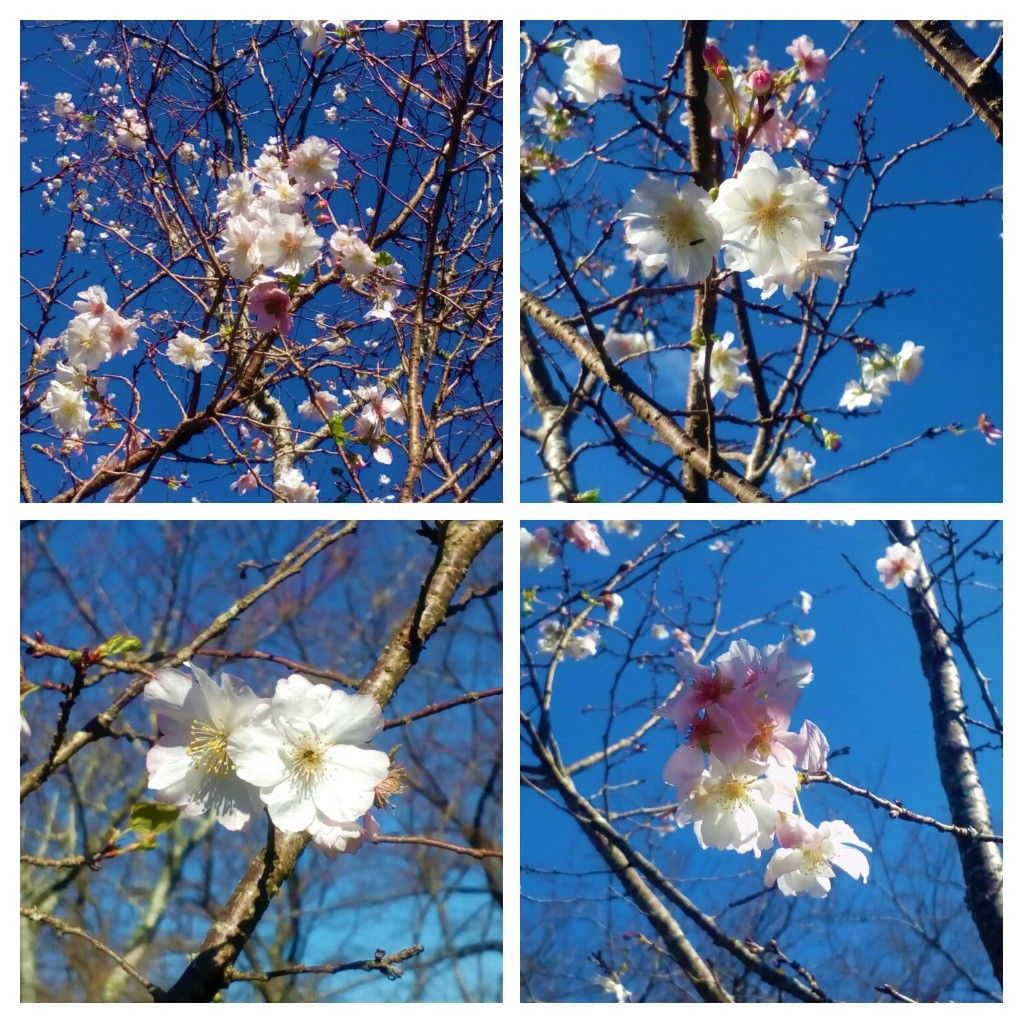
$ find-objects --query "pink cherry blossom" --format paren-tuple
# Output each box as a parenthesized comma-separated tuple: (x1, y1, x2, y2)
(977, 412, 1002, 445)
(765, 815, 870, 897)
(565, 520, 609, 555)
(786, 35, 828, 82)
(876, 542, 922, 589)
(248, 278, 294, 335)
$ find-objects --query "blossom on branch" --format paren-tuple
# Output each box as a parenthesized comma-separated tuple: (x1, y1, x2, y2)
(764, 815, 871, 898)
(144, 663, 266, 830)
(621, 178, 722, 282)
(230, 673, 390, 835)
(562, 39, 624, 105)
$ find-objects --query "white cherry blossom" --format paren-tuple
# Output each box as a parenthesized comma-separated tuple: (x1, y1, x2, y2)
(40, 380, 91, 435)
(230, 674, 390, 835)
(764, 815, 870, 897)
(144, 663, 266, 830)
(562, 39, 625, 105)
(167, 331, 214, 372)
(621, 178, 722, 282)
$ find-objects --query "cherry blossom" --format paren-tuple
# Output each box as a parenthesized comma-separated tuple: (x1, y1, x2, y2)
(764, 815, 871, 898)
(786, 35, 829, 82)
(673, 756, 797, 856)
(521, 527, 558, 571)
(65, 315, 112, 371)
(538, 620, 600, 661)
(230, 466, 262, 495)
(562, 39, 625, 105)
(711, 151, 832, 279)
(248, 277, 293, 335)
(230, 674, 390, 836)
(770, 447, 815, 497)
(292, 20, 329, 53)
(602, 593, 623, 625)
(621, 178, 723, 282)
(111, 107, 148, 151)
(876, 542, 922, 589)
(274, 466, 319, 503)
(167, 332, 214, 372)
(40, 380, 91, 435)
(297, 390, 341, 421)
(708, 332, 753, 399)
(308, 811, 379, 856)
(258, 212, 323, 276)
(329, 224, 377, 280)
(143, 663, 266, 831)
(604, 520, 641, 538)
(602, 327, 654, 363)
(748, 235, 857, 300)
(287, 136, 341, 194)
(565, 520, 609, 555)
(349, 385, 406, 464)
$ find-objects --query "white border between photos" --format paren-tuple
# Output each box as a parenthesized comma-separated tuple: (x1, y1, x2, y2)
(3, 1, 1018, 1017)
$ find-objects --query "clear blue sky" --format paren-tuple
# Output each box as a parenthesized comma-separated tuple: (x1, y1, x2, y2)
(520, 519, 1002, 1001)
(21, 21, 502, 502)
(21, 521, 502, 1001)
(520, 21, 1002, 502)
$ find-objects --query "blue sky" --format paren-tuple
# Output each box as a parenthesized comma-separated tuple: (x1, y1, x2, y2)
(520, 21, 1002, 502)
(21, 21, 502, 502)
(520, 519, 1002, 1001)
(21, 521, 502, 1001)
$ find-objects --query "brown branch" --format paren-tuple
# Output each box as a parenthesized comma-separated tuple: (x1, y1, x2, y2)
(359, 520, 502, 707)
(897, 21, 1002, 143)
(21, 906, 163, 998)
(372, 835, 502, 859)
(520, 289, 772, 503)
(382, 686, 502, 731)
(226, 944, 424, 984)
(802, 771, 1003, 844)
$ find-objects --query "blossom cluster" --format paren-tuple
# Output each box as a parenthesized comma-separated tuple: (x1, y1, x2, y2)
(144, 663, 391, 856)
(839, 340, 925, 412)
(38, 284, 141, 437)
(212, 133, 407, 325)
(523, 520, 640, 661)
(660, 639, 870, 898)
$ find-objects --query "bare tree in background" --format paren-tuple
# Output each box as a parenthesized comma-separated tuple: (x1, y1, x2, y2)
(21, 519, 502, 1001)
(520, 520, 1001, 1001)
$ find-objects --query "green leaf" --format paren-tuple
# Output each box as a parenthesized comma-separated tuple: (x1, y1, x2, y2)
(328, 414, 349, 447)
(95, 633, 143, 658)
(129, 802, 180, 836)
(374, 250, 396, 267)
(575, 488, 600, 502)
(522, 586, 537, 613)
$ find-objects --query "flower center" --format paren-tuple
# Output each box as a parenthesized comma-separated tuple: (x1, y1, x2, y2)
(800, 849, 829, 875)
(714, 777, 752, 808)
(749, 193, 790, 237)
(658, 201, 702, 247)
(289, 737, 328, 788)
(188, 720, 234, 775)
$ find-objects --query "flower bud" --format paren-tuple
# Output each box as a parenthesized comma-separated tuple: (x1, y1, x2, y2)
(702, 44, 728, 80)
(748, 67, 773, 97)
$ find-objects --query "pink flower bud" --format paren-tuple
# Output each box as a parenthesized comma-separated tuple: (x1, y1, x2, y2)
(384, 20, 402, 34)
(748, 67, 773, 97)
(702, 44, 728, 80)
